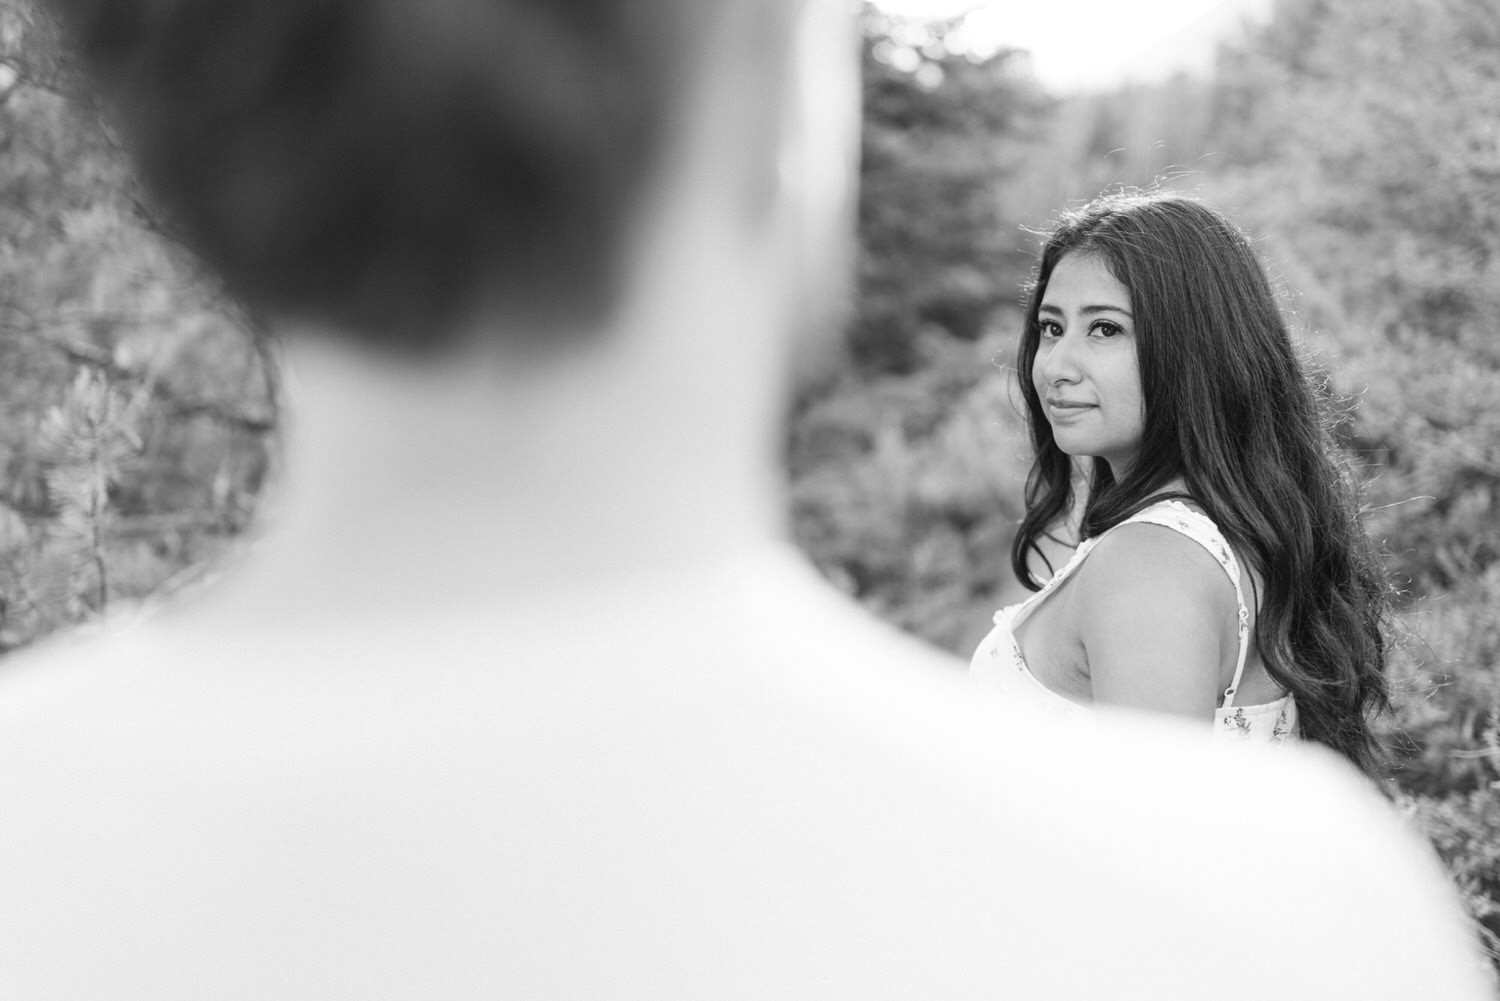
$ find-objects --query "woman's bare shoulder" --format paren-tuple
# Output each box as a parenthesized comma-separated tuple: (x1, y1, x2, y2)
(1073, 522, 1237, 630)
(1084, 521, 1232, 590)
(1072, 523, 1240, 713)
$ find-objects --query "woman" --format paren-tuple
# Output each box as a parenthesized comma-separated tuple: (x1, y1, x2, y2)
(971, 191, 1391, 776)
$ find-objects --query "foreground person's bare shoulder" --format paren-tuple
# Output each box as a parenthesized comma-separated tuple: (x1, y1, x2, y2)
(1052, 712, 1496, 999)
(0, 562, 1492, 1000)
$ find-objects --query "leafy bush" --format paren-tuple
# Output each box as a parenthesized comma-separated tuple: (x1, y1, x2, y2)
(790, 327, 1029, 653)
(0, 1, 274, 651)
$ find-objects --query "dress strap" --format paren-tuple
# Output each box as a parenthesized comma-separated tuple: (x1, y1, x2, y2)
(1117, 502, 1252, 709)
(1006, 537, 1098, 632)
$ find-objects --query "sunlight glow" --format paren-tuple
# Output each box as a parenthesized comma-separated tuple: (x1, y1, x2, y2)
(870, 0, 1275, 93)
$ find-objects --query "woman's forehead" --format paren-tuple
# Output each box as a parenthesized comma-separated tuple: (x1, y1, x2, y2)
(1044, 252, 1131, 307)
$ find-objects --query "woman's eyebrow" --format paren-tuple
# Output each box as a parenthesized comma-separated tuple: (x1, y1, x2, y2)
(1038, 302, 1133, 318)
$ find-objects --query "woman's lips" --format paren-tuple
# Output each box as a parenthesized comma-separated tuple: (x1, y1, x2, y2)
(1045, 397, 1096, 421)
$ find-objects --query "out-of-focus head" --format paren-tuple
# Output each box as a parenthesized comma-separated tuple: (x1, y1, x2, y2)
(48, 0, 852, 354)
(1018, 191, 1300, 493)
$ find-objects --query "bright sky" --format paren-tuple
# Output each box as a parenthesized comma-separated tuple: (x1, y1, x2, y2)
(871, 0, 1274, 93)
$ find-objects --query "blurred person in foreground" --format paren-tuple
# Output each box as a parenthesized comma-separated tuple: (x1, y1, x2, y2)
(0, 1, 1491, 998)
(974, 192, 1392, 764)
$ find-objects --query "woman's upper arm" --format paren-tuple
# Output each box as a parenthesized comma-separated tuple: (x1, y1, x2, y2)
(1076, 525, 1235, 720)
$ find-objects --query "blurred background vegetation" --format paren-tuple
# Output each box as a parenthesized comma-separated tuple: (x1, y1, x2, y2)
(0, 1, 274, 649)
(3, 0, 1497, 975)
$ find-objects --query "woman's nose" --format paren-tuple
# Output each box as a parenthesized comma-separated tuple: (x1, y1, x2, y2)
(1037, 333, 1080, 386)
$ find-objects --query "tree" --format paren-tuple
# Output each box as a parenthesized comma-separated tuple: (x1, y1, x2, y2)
(851, 3, 1049, 373)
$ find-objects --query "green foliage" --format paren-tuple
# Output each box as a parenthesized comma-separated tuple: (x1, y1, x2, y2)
(0, 0, 275, 651)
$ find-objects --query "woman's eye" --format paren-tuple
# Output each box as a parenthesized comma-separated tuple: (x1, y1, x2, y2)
(1091, 321, 1123, 338)
(1038, 320, 1062, 339)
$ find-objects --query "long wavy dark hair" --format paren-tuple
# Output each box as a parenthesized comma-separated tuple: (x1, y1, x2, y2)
(1010, 191, 1392, 775)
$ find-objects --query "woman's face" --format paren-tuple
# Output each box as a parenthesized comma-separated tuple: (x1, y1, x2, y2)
(1031, 251, 1145, 476)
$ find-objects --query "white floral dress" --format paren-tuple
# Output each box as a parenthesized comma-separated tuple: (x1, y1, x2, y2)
(970, 500, 1297, 743)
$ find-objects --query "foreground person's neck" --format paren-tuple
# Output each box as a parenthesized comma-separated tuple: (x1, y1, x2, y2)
(208, 320, 788, 623)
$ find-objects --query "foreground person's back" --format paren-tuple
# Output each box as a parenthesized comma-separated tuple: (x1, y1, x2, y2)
(1, 550, 1491, 999)
(2, 0, 1492, 997)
